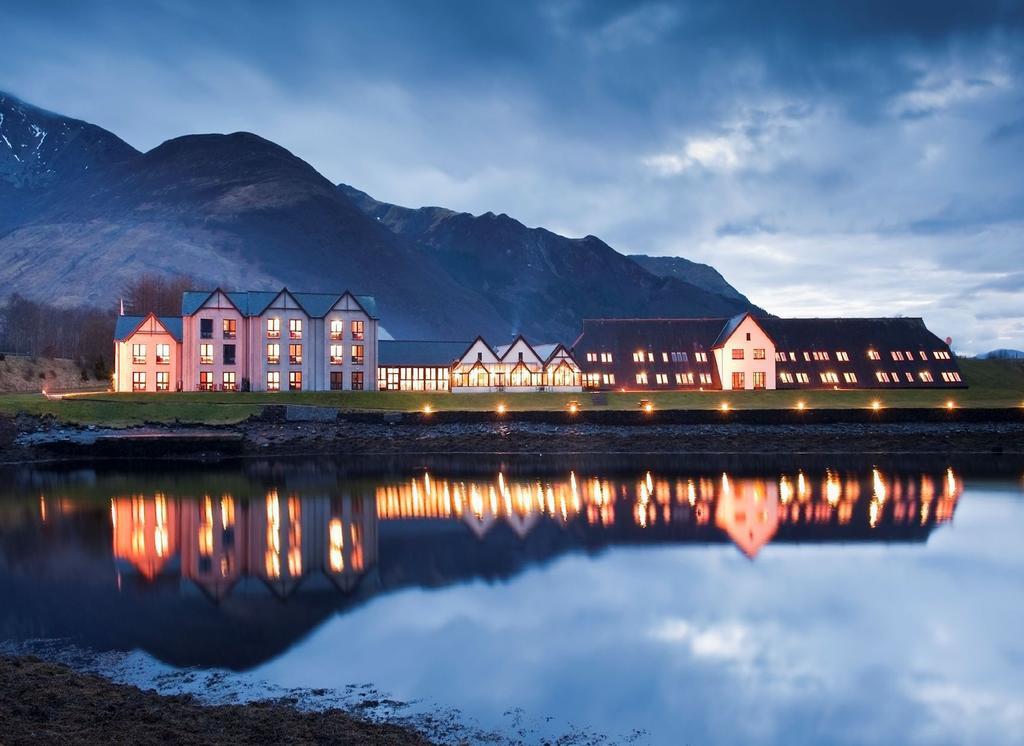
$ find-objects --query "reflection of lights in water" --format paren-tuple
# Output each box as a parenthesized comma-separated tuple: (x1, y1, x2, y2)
(265, 491, 281, 578)
(721, 473, 731, 496)
(329, 518, 345, 572)
(40, 496, 47, 523)
(688, 480, 697, 506)
(779, 476, 793, 505)
(946, 467, 956, 497)
(869, 500, 880, 528)
(872, 469, 887, 503)
(797, 471, 808, 502)
(825, 471, 841, 507)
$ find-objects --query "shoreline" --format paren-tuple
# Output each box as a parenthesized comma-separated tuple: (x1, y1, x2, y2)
(0, 656, 434, 745)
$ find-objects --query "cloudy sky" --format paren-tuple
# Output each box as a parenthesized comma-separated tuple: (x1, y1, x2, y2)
(2, 0, 1022, 352)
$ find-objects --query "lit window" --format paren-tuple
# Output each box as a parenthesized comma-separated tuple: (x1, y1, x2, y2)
(633, 351, 645, 362)
(775, 352, 787, 362)
(867, 350, 881, 360)
(675, 372, 694, 385)
(732, 349, 745, 360)
(876, 371, 890, 383)
(919, 351, 928, 361)
(156, 344, 170, 364)
(803, 351, 811, 362)
(266, 343, 280, 364)
(655, 373, 668, 385)
(352, 344, 365, 365)
(905, 371, 914, 382)
(289, 371, 302, 391)
(699, 373, 713, 385)
(222, 318, 236, 339)
(753, 348, 766, 360)
(132, 371, 146, 391)
(934, 350, 952, 360)
(779, 372, 794, 384)
(222, 371, 236, 391)
(891, 350, 905, 361)
(753, 371, 766, 389)
(199, 371, 213, 391)
(843, 372, 858, 384)
(132, 344, 146, 364)
(267, 318, 281, 338)
(586, 352, 597, 362)
(836, 351, 849, 362)
(941, 371, 962, 382)
(351, 320, 365, 341)
(662, 352, 669, 363)
(330, 319, 343, 340)
(695, 352, 708, 363)
(732, 372, 745, 388)
(795, 373, 810, 383)
(919, 371, 934, 383)
(289, 319, 303, 339)
(289, 344, 302, 365)
(602, 373, 616, 385)
(267, 371, 280, 391)
(199, 344, 213, 365)
(600, 352, 613, 363)
(156, 371, 169, 391)
(636, 372, 648, 385)
(819, 371, 839, 384)
(330, 344, 343, 364)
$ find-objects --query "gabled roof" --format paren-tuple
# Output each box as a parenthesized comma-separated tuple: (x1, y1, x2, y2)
(379, 340, 470, 366)
(543, 343, 578, 366)
(496, 334, 545, 364)
(114, 314, 183, 342)
(711, 312, 776, 349)
(181, 289, 380, 319)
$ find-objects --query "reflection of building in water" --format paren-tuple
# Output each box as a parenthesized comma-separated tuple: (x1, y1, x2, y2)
(138, 491, 380, 601)
(111, 495, 179, 579)
(375, 466, 962, 558)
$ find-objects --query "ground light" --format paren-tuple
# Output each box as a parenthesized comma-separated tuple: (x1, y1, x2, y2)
(871, 400, 882, 412)
(422, 404, 433, 415)
(946, 400, 955, 410)
(720, 402, 730, 412)
(496, 403, 507, 415)
(567, 401, 580, 414)
(640, 400, 654, 414)
(796, 400, 806, 411)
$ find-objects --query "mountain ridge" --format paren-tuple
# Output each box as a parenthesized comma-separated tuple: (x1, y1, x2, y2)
(0, 90, 762, 340)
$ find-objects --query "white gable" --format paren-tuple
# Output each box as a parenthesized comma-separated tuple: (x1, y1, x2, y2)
(330, 293, 366, 314)
(267, 290, 304, 312)
(458, 338, 499, 366)
(500, 338, 543, 366)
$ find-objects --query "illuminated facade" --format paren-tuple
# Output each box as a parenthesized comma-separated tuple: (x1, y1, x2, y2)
(450, 336, 583, 393)
(113, 314, 183, 393)
(574, 312, 963, 391)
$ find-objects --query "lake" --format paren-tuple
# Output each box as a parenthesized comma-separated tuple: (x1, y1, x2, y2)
(1, 454, 1022, 744)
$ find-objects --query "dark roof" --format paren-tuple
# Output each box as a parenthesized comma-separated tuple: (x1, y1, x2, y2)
(114, 315, 183, 342)
(379, 340, 470, 366)
(181, 289, 379, 319)
(758, 317, 945, 350)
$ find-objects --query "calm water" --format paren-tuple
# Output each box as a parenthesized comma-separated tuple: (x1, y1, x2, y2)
(2, 455, 1023, 745)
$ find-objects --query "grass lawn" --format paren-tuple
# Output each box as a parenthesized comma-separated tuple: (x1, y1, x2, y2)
(0, 359, 1021, 426)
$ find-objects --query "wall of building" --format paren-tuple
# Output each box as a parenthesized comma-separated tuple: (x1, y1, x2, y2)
(183, 291, 247, 391)
(114, 318, 181, 393)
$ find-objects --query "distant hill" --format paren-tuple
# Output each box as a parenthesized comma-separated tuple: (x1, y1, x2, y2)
(1, 90, 762, 340)
(975, 349, 1024, 360)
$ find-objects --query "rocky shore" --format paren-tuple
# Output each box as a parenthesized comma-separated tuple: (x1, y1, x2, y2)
(2, 408, 1024, 463)
(0, 656, 433, 745)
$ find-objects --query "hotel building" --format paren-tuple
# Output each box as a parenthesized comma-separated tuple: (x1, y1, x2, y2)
(573, 313, 963, 391)
(113, 313, 184, 392)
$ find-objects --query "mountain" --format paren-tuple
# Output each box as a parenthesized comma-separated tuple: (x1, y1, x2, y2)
(339, 184, 764, 337)
(975, 349, 1024, 360)
(0, 91, 761, 340)
(628, 254, 754, 306)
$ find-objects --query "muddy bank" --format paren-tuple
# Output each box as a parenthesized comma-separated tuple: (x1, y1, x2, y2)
(4, 410, 1024, 462)
(0, 656, 432, 745)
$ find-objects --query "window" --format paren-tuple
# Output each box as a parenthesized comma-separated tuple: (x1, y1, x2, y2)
(905, 371, 914, 382)
(695, 352, 708, 363)
(779, 372, 794, 384)
(632, 351, 645, 363)
(753, 348, 766, 360)
(732, 349, 744, 360)
(330, 371, 344, 390)
(330, 319, 343, 340)
(867, 350, 881, 360)
(352, 320, 364, 341)
(267, 318, 281, 338)
(662, 352, 669, 363)
(586, 352, 597, 362)
(289, 371, 302, 391)
(289, 319, 303, 339)
(330, 344, 343, 364)
(655, 373, 669, 385)
(200, 318, 213, 339)
(156, 371, 169, 391)
(745, 332, 751, 341)
(919, 351, 928, 361)
(223, 344, 235, 366)
(675, 372, 695, 385)
(934, 350, 952, 360)
(699, 373, 713, 385)
(843, 372, 858, 384)
(919, 371, 934, 383)
(753, 371, 766, 389)
(267, 371, 280, 391)
(351, 371, 364, 390)
(812, 351, 830, 361)
(891, 350, 905, 361)
(132, 371, 146, 391)
(670, 351, 689, 363)
(266, 343, 280, 365)
(600, 352, 613, 363)
(351, 344, 364, 365)
(836, 351, 849, 362)
(199, 371, 213, 390)
(156, 344, 170, 364)
(635, 372, 648, 385)
(820, 372, 839, 384)
(222, 318, 236, 339)
(132, 344, 146, 364)
(602, 373, 616, 385)
(795, 372, 810, 383)
(776, 352, 787, 362)
(789, 352, 796, 361)
(876, 371, 891, 383)
(222, 371, 237, 391)
(199, 344, 213, 365)
(941, 371, 962, 382)
(289, 344, 302, 365)
(732, 372, 745, 389)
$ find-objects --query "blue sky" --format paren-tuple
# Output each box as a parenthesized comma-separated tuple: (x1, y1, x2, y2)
(1, 0, 1022, 352)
